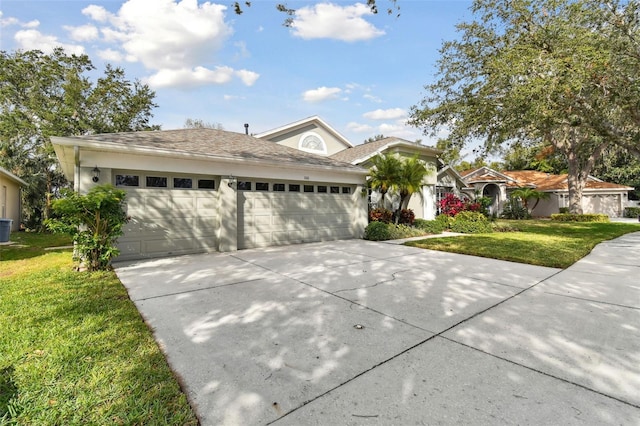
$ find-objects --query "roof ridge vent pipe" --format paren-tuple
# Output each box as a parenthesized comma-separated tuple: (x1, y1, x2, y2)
(244, 123, 249, 135)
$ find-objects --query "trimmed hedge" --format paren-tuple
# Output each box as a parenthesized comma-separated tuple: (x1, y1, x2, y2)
(550, 213, 609, 222)
(623, 207, 640, 218)
(414, 218, 446, 234)
(450, 211, 493, 234)
(364, 222, 427, 241)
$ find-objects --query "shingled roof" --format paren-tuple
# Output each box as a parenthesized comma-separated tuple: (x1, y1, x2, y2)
(330, 137, 440, 164)
(53, 128, 365, 172)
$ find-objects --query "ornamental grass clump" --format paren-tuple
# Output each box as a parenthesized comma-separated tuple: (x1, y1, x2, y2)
(46, 184, 129, 271)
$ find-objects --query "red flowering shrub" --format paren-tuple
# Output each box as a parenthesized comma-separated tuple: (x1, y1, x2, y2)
(369, 207, 393, 223)
(439, 193, 482, 217)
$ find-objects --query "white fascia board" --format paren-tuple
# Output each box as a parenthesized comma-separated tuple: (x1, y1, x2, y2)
(255, 115, 354, 148)
(52, 136, 367, 177)
(352, 141, 441, 165)
(0, 166, 27, 186)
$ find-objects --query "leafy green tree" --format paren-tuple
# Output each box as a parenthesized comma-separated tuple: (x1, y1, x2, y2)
(501, 142, 567, 174)
(184, 118, 224, 129)
(592, 146, 640, 200)
(409, 0, 640, 214)
(46, 185, 129, 271)
(364, 134, 386, 144)
(0, 48, 158, 229)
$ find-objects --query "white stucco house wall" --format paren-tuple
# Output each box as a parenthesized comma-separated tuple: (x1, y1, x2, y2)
(51, 115, 452, 260)
(460, 167, 633, 217)
(0, 166, 27, 231)
(51, 124, 368, 260)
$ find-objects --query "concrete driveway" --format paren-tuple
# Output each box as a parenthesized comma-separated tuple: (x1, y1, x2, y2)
(114, 235, 640, 425)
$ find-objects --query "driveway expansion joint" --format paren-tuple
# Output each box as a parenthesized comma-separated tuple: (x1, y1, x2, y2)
(442, 337, 640, 410)
(132, 278, 264, 302)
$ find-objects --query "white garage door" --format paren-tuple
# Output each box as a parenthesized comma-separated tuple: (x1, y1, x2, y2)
(114, 171, 220, 260)
(238, 180, 358, 250)
(582, 194, 621, 217)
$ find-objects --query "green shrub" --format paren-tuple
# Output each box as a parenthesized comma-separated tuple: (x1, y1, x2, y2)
(46, 185, 129, 271)
(364, 222, 427, 241)
(501, 197, 531, 219)
(550, 213, 609, 222)
(450, 211, 494, 233)
(623, 207, 640, 218)
(369, 207, 393, 223)
(558, 207, 570, 214)
(414, 218, 446, 234)
(364, 221, 391, 240)
(435, 213, 452, 230)
(492, 222, 521, 232)
(398, 208, 415, 225)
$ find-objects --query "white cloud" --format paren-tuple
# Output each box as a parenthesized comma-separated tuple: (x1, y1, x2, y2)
(14, 29, 85, 55)
(80, 0, 258, 88)
(82, 5, 110, 22)
(302, 86, 342, 102)
(363, 93, 382, 103)
(147, 66, 235, 88)
(0, 12, 39, 29)
(291, 3, 385, 42)
(235, 69, 260, 86)
(98, 48, 124, 62)
(363, 108, 407, 120)
(347, 122, 374, 133)
(64, 24, 99, 42)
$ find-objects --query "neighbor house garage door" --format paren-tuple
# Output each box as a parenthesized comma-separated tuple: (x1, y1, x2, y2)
(581, 194, 621, 217)
(238, 180, 358, 250)
(114, 171, 220, 260)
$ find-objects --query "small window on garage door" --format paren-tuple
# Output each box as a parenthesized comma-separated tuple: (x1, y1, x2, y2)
(116, 174, 140, 187)
(146, 176, 167, 188)
(198, 179, 215, 189)
(174, 178, 193, 189)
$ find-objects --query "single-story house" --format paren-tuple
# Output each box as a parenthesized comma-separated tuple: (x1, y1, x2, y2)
(460, 167, 633, 217)
(0, 166, 27, 231)
(51, 123, 368, 260)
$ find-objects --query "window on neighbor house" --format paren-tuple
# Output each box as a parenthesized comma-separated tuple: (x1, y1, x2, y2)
(256, 182, 269, 191)
(289, 184, 300, 192)
(304, 185, 314, 193)
(317, 185, 327, 193)
(342, 187, 351, 194)
(330, 186, 340, 194)
(273, 183, 285, 192)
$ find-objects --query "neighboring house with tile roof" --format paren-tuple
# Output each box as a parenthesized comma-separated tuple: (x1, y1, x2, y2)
(460, 166, 633, 217)
(0, 166, 27, 232)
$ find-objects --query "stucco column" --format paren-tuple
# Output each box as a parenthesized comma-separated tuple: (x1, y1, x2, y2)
(423, 185, 435, 220)
(218, 177, 237, 252)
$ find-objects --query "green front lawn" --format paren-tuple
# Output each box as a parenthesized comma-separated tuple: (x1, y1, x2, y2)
(0, 233, 198, 424)
(406, 220, 640, 268)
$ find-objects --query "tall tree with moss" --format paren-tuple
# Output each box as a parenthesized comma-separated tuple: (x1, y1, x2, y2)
(410, 0, 640, 214)
(0, 48, 158, 229)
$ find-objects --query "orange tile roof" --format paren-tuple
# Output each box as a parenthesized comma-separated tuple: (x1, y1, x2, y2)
(501, 170, 631, 191)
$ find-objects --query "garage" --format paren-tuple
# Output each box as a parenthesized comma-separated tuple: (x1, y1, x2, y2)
(237, 180, 359, 249)
(51, 127, 369, 260)
(113, 171, 220, 260)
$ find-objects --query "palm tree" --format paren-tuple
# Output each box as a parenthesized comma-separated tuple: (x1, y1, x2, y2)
(397, 156, 432, 215)
(367, 154, 402, 210)
(510, 187, 550, 213)
(367, 154, 433, 223)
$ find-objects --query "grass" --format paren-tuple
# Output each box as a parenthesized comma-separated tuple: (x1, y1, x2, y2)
(406, 219, 640, 268)
(0, 232, 198, 425)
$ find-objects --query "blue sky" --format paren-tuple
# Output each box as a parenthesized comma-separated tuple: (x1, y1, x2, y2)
(0, 0, 473, 146)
